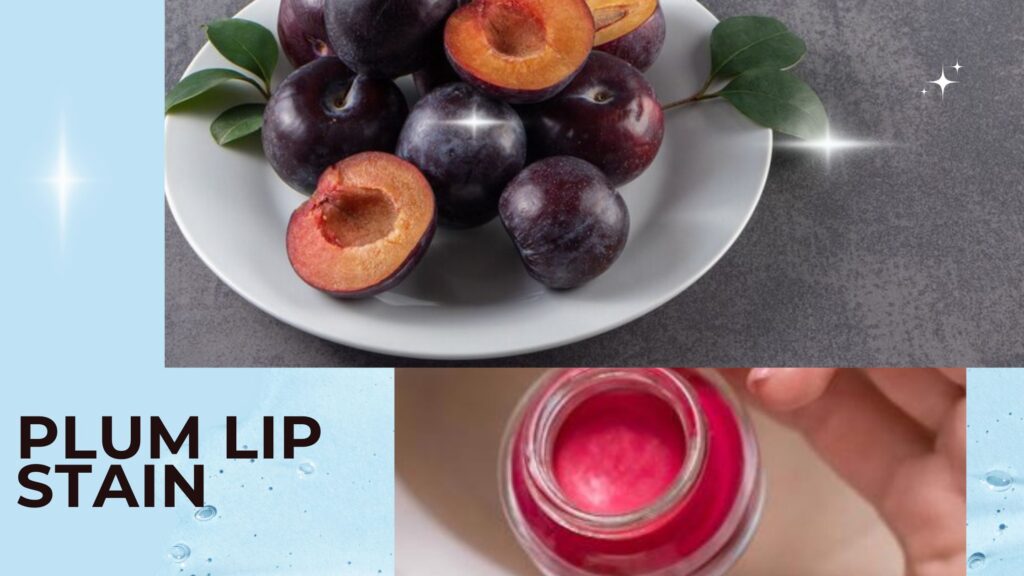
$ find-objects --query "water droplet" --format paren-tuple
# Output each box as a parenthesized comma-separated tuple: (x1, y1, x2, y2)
(999, 523, 1007, 531)
(299, 461, 317, 475)
(194, 505, 218, 522)
(968, 552, 986, 569)
(169, 543, 191, 563)
(986, 470, 1014, 491)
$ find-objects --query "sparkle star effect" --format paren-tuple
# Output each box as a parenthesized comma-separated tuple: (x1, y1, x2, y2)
(774, 126, 889, 169)
(927, 67, 959, 99)
(44, 117, 84, 249)
(447, 105, 504, 135)
(951, 60, 963, 74)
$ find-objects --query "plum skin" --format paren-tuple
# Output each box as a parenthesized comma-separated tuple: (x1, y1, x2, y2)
(499, 157, 629, 289)
(325, 0, 458, 78)
(277, 0, 335, 68)
(596, 4, 666, 72)
(518, 51, 664, 186)
(262, 58, 408, 194)
(413, 43, 460, 96)
(397, 83, 526, 229)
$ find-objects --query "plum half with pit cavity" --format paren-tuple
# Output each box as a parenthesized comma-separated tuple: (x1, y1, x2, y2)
(286, 152, 437, 297)
(499, 156, 629, 289)
(444, 0, 595, 104)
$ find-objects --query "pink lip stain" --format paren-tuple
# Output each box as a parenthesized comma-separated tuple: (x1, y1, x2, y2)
(501, 368, 763, 576)
(552, 389, 686, 516)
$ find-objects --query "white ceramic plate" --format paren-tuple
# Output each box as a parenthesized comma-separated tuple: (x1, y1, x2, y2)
(165, 0, 772, 360)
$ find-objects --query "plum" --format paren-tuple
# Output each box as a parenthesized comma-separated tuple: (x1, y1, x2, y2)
(397, 83, 526, 229)
(518, 51, 664, 186)
(499, 156, 629, 289)
(444, 0, 595, 103)
(325, 0, 458, 78)
(412, 41, 461, 96)
(588, 0, 666, 71)
(263, 58, 408, 194)
(277, 0, 335, 68)
(287, 152, 436, 297)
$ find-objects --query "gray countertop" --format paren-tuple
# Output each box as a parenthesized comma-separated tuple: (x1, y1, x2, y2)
(166, 0, 1024, 366)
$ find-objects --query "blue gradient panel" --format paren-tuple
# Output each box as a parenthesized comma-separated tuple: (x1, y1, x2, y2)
(0, 1, 394, 574)
(967, 368, 1024, 573)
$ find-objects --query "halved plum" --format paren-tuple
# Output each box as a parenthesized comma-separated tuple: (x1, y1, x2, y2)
(589, 0, 665, 71)
(444, 0, 595, 104)
(286, 152, 437, 298)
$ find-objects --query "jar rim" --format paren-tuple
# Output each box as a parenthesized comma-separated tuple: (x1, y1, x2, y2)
(521, 368, 709, 537)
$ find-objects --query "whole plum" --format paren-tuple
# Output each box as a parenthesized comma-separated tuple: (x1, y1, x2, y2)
(325, 0, 458, 78)
(499, 156, 629, 289)
(263, 58, 408, 193)
(277, 0, 335, 68)
(397, 83, 526, 228)
(518, 51, 663, 186)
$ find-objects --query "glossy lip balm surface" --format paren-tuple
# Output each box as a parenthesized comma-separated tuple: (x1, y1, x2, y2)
(553, 389, 686, 516)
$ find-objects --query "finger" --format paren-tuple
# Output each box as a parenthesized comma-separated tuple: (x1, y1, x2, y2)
(746, 368, 838, 411)
(863, 368, 965, 432)
(937, 397, 966, 492)
(766, 370, 933, 507)
(936, 367, 966, 386)
(715, 369, 751, 391)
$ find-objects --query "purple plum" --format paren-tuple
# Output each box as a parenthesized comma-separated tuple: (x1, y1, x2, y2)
(263, 58, 408, 193)
(499, 156, 629, 289)
(397, 83, 526, 228)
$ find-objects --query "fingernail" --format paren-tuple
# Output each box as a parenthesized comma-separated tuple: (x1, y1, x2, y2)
(747, 368, 776, 391)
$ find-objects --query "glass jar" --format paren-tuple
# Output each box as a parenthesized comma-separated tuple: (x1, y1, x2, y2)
(500, 368, 764, 576)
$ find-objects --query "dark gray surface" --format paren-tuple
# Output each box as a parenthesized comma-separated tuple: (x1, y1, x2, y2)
(166, 0, 1024, 366)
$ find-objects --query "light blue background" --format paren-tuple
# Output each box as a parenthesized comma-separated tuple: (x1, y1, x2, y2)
(967, 368, 1024, 574)
(0, 2, 394, 574)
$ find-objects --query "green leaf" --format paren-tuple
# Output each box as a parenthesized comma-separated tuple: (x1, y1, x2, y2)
(205, 18, 279, 87)
(710, 16, 806, 80)
(210, 103, 266, 145)
(719, 69, 827, 140)
(165, 68, 265, 113)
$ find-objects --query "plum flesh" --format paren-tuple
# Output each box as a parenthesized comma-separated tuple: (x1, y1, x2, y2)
(499, 156, 629, 289)
(444, 0, 594, 104)
(286, 152, 437, 297)
(263, 58, 408, 194)
(397, 83, 526, 229)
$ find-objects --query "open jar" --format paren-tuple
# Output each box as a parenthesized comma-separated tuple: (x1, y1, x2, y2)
(500, 368, 764, 576)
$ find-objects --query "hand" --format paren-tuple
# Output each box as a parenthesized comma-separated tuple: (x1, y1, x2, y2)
(720, 368, 966, 576)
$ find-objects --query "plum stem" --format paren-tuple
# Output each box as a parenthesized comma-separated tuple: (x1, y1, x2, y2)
(660, 75, 721, 111)
(660, 91, 719, 111)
